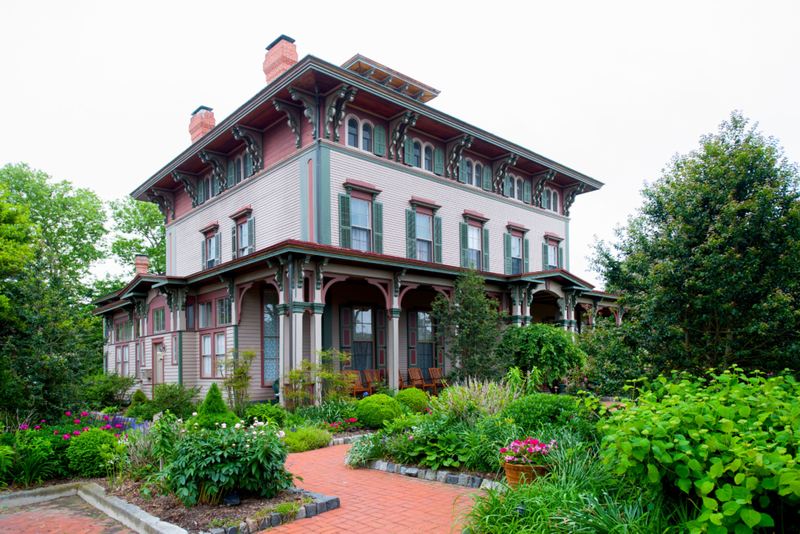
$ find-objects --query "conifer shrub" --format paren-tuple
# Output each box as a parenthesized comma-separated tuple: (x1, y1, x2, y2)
(129, 389, 148, 408)
(355, 394, 401, 428)
(395, 388, 429, 413)
(189, 383, 239, 430)
(66, 428, 119, 478)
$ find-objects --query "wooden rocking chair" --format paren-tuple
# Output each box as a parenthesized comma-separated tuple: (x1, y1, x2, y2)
(407, 368, 436, 394)
(363, 369, 383, 393)
(343, 370, 372, 398)
(398, 370, 414, 390)
(428, 367, 446, 395)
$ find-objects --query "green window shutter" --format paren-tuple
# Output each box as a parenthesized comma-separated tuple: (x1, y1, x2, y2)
(433, 216, 442, 263)
(459, 222, 469, 267)
(201, 239, 206, 271)
(215, 233, 221, 265)
(558, 247, 564, 269)
(373, 126, 386, 157)
(523, 237, 530, 273)
(458, 159, 467, 183)
(338, 194, 351, 249)
(503, 176, 511, 197)
(231, 225, 237, 260)
(434, 148, 444, 175)
(373, 201, 383, 254)
(407, 310, 417, 368)
(542, 243, 549, 270)
(197, 179, 205, 204)
(247, 217, 255, 254)
(244, 154, 252, 177)
(482, 227, 490, 272)
(483, 165, 492, 191)
(340, 306, 352, 369)
(523, 180, 531, 203)
(404, 137, 414, 165)
(405, 209, 417, 259)
(227, 161, 235, 188)
(504, 233, 512, 275)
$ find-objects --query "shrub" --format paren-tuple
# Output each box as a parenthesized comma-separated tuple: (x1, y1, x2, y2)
(429, 378, 521, 424)
(599, 367, 800, 533)
(82, 372, 137, 410)
(129, 389, 148, 409)
(283, 426, 332, 453)
(39, 431, 73, 478)
(150, 383, 200, 420)
(246, 402, 288, 427)
(501, 393, 595, 439)
(166, 423, 294, 506)
(66, 428, 119, 478)
(189, 383, 238, 431)
(222, 350, 256, 417)
(461, 413, 523, 473)
(10, 433, 56, 487)
(355, 394, 401, 428)
(294, 399, 356, 426)
(395, 388, 428, 413)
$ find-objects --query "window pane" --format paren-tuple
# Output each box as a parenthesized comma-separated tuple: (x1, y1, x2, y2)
(468, 249, 482, 270)
(351, 198, 371, 229)
(417, 239, 432, 262)
(416, 213, 432, 240)
(552, 192, 559, 213)
(512, 257, 522, 275)
(239, 222, 248, 251)
(517, 180, 523, 200)
(511, 236, 522, 257)
(414, 142, 422, 167)
(418, 312, 433, 342)
(466, 162, 472, 186)
(424, 147, 433, 171)
(468, 226, 481, 249)
(263, 291, 279, 382)
(263, 292, 278, 336)
(362, 124, 372, 152)
(187, 305, 194, 329)
(354, 308, 373, 340)
(549, 245, 558, 268)
(352, 227, 371, 252)
(347, 119, 358, 147)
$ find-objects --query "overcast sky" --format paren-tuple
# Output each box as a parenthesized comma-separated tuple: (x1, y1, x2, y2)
(2, 1, 798, 288)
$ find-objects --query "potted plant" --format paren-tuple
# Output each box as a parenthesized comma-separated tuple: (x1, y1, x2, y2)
(501, 437, 557, 487)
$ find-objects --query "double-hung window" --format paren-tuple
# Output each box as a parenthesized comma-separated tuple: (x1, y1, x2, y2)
(424, 146, 433, 171)
(504, 225, 530, 275)
(153, 308, 165, 333)
(347, 118, 358, 147)
(460, 211, 490, 271)
(416, 213, 433, 262)
(230, 208, 255, 260)
(206, 235, 216, 268)
(238, 220, 249, 257)
(511, 235, 523, 275)
(351, 197, 372, 252)
(201, 331, 226, 378)
(198, 301, 213, 328)
(362, 123, 372, 152)
(467, 225, 482, 270)
(217, 297, 231, 325)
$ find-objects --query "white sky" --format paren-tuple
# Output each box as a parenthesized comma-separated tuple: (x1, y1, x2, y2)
(1, 0, 798, 288)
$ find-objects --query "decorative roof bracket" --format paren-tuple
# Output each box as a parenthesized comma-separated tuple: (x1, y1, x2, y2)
(388, 111, 419, 162)
(152, 188, 175, 221)
(272, 100, 301, 148)
(562, 183, 586, 217)
(288, 87, 317, 140)
(146, 192, 169, 221)
(172, 171, 199, 208)
(324, 84, 357, 142)
(231, 125, 264, 173)
(492, 153, 519, 193)
(198, 151, 229, 194)
(445, 135, 474, 179)
(531, 170, 556, 208)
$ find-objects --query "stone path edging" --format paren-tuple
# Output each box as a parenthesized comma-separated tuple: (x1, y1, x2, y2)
(325, 432, 369, 447)
(365, 460, 507, 492)
(0, 482, 186, 534)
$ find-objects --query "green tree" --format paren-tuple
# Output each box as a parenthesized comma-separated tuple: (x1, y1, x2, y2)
(108, 196, 165, 275)
(593, 112, 800, 374)
(0, 185, 34, 322)
(431, 268, 507, 379)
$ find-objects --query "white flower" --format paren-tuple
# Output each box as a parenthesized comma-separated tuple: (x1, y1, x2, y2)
(192, 412, 198, 417)
(245, 445, 249, 448)
(234, 423, 241, 430)
(221, 423, 227, 429)
(215, 422, 219, 426)
(240, 420, 244, 424)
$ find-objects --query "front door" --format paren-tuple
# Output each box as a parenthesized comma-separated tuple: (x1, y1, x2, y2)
(153, 342, 164, 388)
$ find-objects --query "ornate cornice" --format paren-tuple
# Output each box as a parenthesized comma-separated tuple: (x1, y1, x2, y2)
(288, 87, 317, 140)
(562, 183, 586, 217)
(388, 111, 419, 162)
(492, 154, 519, 194)
(531, 170, 556, 208)
(231, 125, 264, 173)
(272, 100, 301, 148)
(445, 135, 474, 179)
(172, 171, 199, 208)
(198, 151, 229, 194)
(324, 84, 357, 141)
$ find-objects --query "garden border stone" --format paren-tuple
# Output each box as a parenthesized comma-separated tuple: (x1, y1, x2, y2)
(325, 432, 370, 447)
(365, 461, 507, 493)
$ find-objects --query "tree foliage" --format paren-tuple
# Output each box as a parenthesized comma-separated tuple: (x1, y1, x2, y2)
(431, 268, 506, 380)
(108, 196, 165, 275)
(593, 112, 800, 374)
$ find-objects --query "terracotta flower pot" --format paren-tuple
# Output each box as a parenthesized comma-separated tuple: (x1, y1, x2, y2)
(503, 462, 548, 487)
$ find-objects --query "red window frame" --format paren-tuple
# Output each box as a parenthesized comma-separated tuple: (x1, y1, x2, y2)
(199, 329, 227, 379)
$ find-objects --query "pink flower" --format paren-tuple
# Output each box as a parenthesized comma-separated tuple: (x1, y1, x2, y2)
(115, 424, 122, 429)
(103, 415, 110, 421)
(73, 430, 80, 436)
(81, 411, 88, 417)
(63, 434, 70, 440)
(83, 427, 89, 431)
(54, 431, 59, 435)
(34, 426, 40, 430)
(114, 434, 119, 438)
(20, 424, 28, 430)
(409, 436, 413, 440)
(41, 420, 45, 423)
(74, 419, 80, 424)
(65, 411, 71, 416)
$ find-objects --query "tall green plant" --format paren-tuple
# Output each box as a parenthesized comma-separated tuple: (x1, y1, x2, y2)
(223, 349, 255, 418)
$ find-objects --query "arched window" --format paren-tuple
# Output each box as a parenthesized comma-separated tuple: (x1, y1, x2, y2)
(235, 159, 242, 184)
(552, 191, 559, 213)
(362, 123, 372, 152)
(516, 179, 523, 200)
(475, 164, 482, 187)
(466, 161, 473, 186)
(347, 118, 358, 147)
(424, 146, 433, 171)
(413, 142, 422, 167)
(544, 190, 551, 210)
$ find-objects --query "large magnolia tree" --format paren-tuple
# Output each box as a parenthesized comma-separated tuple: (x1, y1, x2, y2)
(593, 112, 800, 374)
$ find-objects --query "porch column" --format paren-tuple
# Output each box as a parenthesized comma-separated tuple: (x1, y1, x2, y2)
(311, 303, 324, 404)
(388, 307, 401, 389)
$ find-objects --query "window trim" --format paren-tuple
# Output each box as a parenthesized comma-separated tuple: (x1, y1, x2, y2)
(261, 289, 280, 388)
(350, 196, 373, 253)
(152, 307, 166, 333)
(467, 223, 483, 271)
(200, 329, 228, 379)
(415, 211, 433, 262)
(216, 297, 232, 326)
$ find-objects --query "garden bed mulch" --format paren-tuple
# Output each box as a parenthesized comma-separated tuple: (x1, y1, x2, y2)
(99, 479, 306, 533)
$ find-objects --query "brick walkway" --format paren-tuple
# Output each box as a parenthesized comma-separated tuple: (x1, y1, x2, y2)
(274, 444, 480, 534)
(0, 495, 133, 534)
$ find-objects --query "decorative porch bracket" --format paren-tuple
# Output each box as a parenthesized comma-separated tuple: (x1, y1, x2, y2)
(393, 269, 407, 297)
(321, 274, 348, 303)
(445, 135, 474, 179)
(236, 282, 254, 324)
(324, 84, 357, 142)
(430, 285, 453, 300)
(172, 171, 199, 208)
(272, 100, 302, 148)
(198, 151, 229, 194)
(562, 183, 586, 217)
(388, 111, 419, 162)
(365, 278, 392, 310)
(288, 87, 317, 140)
(316, 258, 330, 290)
(295, 255, 312, 289)
(231, 125, 264, 173)
(492, 153, 519, 194)
(531, 170, 556, 208)
(267, 258, 286, 292)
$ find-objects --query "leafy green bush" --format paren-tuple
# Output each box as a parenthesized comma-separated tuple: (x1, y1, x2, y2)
(294, 399, 357, 426)
(246, 402, 288, 427)
(127, 383, 200, 422)
(355, 394, 401, 428)
(82, 372, 137, 410)
(461, 413, 523, 473)
(66, 428, 119, 478)
(600, 367, 800, 533)
(187, 383, 237, 430)
(429, 378, 520, 424)
(166, 423, 294, 506)
(39, 431, 73, 478)
(501, 394, 591, 436)
(395, 388, 428, 413)
(129, 389, 148, 409)
(10, 433, 56, 488)
(283, 426, 332, 453)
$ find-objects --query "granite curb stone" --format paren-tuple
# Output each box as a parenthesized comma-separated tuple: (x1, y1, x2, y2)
(364, 460, 508, 493)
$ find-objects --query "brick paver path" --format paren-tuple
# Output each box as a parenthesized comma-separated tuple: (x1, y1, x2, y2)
(0, 495, 133, 534)
(274, 444, 481, 534)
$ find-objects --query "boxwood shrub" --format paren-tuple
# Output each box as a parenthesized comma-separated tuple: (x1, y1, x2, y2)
(355, 394, 401, 428)
(66, 428, 119, 478)
(395, 388, 429, 413)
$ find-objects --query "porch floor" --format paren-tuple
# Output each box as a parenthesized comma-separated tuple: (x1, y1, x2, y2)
(274, 444, 480, 534)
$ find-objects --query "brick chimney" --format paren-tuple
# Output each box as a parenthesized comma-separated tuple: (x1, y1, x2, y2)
(134, 254, 150, 275)
(263, 35, 297, 85)
(189, 106, 215, 143)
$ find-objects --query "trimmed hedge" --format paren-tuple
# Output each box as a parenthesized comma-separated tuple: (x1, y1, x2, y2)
(355, 394, 402, 428)
(395, 388, 429, 413)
